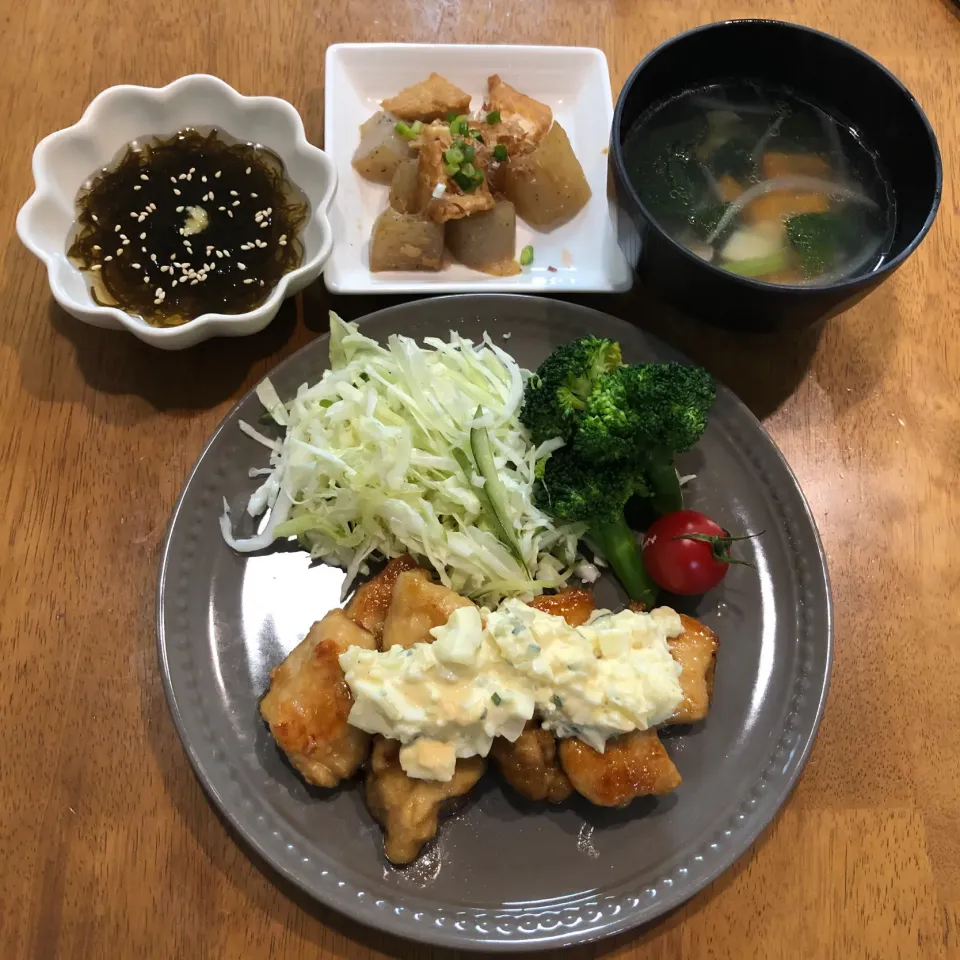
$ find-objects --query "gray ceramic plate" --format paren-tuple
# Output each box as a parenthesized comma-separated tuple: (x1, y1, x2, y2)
(158, 294, 831, 951)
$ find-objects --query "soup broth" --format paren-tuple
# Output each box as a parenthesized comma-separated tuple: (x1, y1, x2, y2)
(622, 82, 896, 285)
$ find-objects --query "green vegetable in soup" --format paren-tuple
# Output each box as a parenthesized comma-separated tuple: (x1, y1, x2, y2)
(709, 135, 756, 180)
(785, 211, 850, 277)
(723, 250, 790, 278)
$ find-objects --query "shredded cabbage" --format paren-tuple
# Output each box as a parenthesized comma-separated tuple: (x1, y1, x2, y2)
(221, 312, 585, 604)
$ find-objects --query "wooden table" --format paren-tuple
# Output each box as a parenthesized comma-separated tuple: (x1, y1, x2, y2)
(2, 1, 958, 957)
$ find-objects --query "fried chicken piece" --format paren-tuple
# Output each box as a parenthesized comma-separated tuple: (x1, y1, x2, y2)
(666, 614, 719, 725)
(485, 75, 553, 142)
(365, 737, 486, 864)
(559, 729, 681, 807)
(381, 570, 475, 649)
(490, 589, 592, 802)
(491, 721, 573, 803)
(528, 587, 596, 627)
(260, 610, 376, 788)
(382, 73, 471, 122)
(345, 555, 421, 641)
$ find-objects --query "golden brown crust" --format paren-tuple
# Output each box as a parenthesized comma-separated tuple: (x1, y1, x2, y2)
(528, 588, 596, 627)
(259, 611, 376, 788)
(559, 729, 681, 807)
(381, 72, 471, 122)
(381, 570, 475, 649)
(485, 75, 553, 142)
(344, 555, 420, 641)
(491, 722, 573, 803)
(666, 614, 719, 725)
(365, 737, 486, 864)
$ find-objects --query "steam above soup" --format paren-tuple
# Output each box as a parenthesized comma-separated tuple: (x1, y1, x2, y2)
(621, 82, 895, 285)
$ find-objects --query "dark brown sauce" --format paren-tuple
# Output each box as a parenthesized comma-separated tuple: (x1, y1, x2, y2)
(68, 128, 308, 327)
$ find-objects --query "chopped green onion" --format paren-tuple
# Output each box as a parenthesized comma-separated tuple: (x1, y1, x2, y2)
(445, 110, 459, 122)
(452, 170, 476, 192)
(470, 130, 483, 142)
(460, 162, 477, 179)
(462, 144, 476, 163)
(491, 692, 502, 706)
(519, 245, 534, 266)
(493, 144, 508, 162)
(394, 120, 423, 140)
(443, 162, 461, 178)
(486, 110, 501, 124)
(444, 146, 464, 167)
(449, 114, 470, 136)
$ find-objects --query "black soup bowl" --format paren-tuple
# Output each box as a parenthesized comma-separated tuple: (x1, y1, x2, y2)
(611, 20, 942, 332)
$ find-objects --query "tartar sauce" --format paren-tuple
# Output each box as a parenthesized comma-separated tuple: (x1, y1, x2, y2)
(339, 600, 684, 781)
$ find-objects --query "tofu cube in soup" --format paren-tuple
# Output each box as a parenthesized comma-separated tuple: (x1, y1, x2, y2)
(370, 208, 444, 271)
(504, 121, 591, 229)
(389, 159, 420, 214)
(353, 112, 415, 184)
(381, 72, 471, 122)
(445, 200, 517, 270)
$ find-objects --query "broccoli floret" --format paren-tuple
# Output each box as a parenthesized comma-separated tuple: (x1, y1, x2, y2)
(520, 336, 622, 445)
(574, 363, 716, 463)
(535, 449, 657, 607)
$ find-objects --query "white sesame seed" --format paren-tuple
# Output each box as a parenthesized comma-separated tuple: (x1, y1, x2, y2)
(176, 205, 184, 213)
(155, 287, 163, 297)
(265, 208, 272, 216)
(92, 245, 101, 251)
(222, 249, 231, 257)
(227, 210, 234, 218)
(190, 279, 199, 285)
(254, 212, 264, 222)
(144, 275, 150, 283)
(148, 203, 157, 211)
(170, 177, 177, 184)
(90, 264, 101, 270)
(215, 170, 222, 178)
(150, 254, 157, 262)
(250, 192, 258, 198)
(260, 221, 268, 228)
(119, 233, 128, 241)
(139, 232, 146, 240)
(104, 255, 113, 261)
(218, 206, 225, 212)
(172, 279, 178, 286)
(201, 175, 207, 183)
(138, 215, 146, 222)
(189, 167, 195, 174)
(278, 234, 287, 243)
(178, 173, 188, 180)
(259, 280, 264, 286)
(134, 185, 142, 191)
(231, 201, 240, 207)
(132, 263, 141, 269)
(215, 250, 224, 258)
(173, 188, 181, 196)
(118, 223, 125, 230)
(237, 262, 246, 270)
(142, 247, 148, 254)
(140, 174, 149, 182)
(245, 167, 251, 175)
(91, 214, 98, 221)
(243, 278, 254, 284)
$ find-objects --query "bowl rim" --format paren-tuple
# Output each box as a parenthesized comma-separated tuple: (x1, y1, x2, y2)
(16, 73, 336, 343)
(610, 18, 944, 296)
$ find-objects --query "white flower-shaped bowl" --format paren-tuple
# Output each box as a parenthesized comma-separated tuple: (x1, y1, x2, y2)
(16, 75, 336, 350)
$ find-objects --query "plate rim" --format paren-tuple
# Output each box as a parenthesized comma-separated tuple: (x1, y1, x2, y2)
(157, 293, 832, 950)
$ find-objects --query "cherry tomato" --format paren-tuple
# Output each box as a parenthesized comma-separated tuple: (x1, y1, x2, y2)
(642, 510, 756, 595)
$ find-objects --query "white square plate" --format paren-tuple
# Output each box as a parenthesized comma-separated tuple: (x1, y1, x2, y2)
(323, 43, 632, 294)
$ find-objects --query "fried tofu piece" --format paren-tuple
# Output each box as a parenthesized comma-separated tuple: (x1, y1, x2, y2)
(416, 139, 496, 222)
(365, 737, 486, 864)
(559, 729, 681, 807)
(666, 614, 719, 725)
(382, 73, 471, 123)
(381, 570, 475, 649)
(345, 555, 421, 640)
(491, 722, 573, 803)
(528, 588, 595, 627)
(485, 75, 553, 143)
(260, 610, 376, 789)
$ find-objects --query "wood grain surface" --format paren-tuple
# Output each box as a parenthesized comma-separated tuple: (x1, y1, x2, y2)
(2, 1, 958, 958)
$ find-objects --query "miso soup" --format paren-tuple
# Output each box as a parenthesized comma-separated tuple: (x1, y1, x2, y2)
(622, 82, 895, 285)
